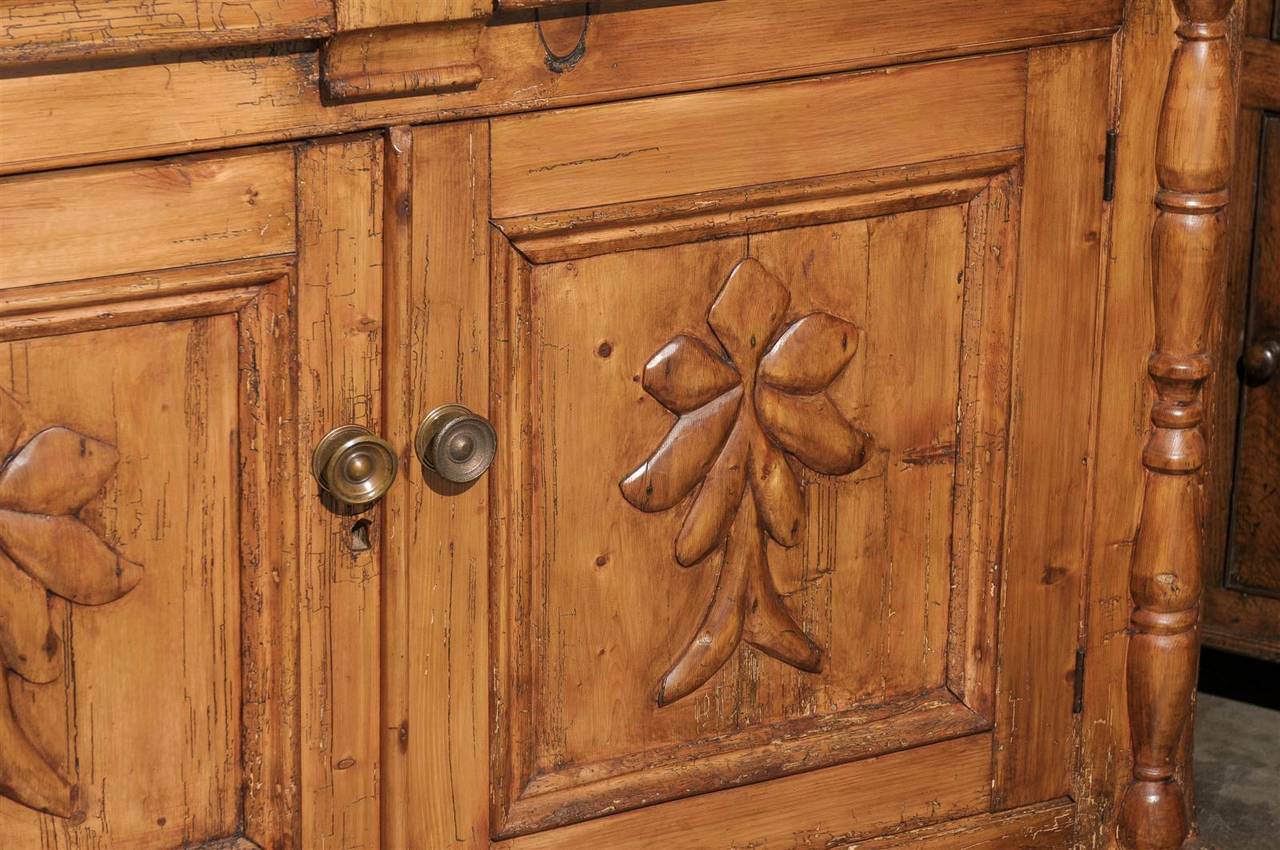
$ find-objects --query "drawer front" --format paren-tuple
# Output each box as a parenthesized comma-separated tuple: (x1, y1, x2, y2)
(1, 0, 1122, 174)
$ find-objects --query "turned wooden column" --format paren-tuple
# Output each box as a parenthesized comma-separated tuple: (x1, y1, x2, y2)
(1120, 2, 1238, 848)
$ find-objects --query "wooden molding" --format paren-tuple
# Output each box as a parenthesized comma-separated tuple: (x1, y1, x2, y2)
(321, 19, 489, 104)
(1118, 2, 1239, 848)
(495, 152, 1020, 263)
(0, 259, 290, 342)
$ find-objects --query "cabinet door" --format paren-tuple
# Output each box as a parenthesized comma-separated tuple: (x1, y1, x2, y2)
(0, 138, 388, 850)
(393, 43, 1111, 850)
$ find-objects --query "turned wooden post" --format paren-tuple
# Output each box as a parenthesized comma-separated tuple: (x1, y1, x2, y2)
(1120, 2, 1238, 848)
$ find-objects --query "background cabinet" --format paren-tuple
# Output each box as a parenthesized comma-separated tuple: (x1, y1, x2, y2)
(1204, 0, 1280, 661)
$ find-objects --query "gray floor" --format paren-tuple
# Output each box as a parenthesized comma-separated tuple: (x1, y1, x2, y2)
(1193, 691, 1280, 850)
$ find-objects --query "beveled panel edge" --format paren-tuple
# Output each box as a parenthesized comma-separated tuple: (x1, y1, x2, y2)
(494, 151, 1022, 264)
(493, 734, 994, 850)
(498, 696, 987, 839)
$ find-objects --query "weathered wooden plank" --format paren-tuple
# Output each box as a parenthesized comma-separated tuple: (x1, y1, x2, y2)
(296, 135, 384, 850)
(0, 0, 332, 67)
(0, 149, 295, 288)
(491, 54, 1028, 216)
(0, 0, 1119, 175)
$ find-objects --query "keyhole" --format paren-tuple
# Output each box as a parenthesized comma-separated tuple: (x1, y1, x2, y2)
(350, 519, 372, 552)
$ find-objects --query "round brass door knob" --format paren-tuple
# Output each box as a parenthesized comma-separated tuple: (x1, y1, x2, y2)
(416, 404, 497, 484)
(1243, 329, 1279, 385)
(312, 425, 398, 507)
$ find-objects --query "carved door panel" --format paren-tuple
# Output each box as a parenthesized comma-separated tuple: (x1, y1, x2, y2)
(0, 138, 388, 850)
(395, 43, 1112, 849)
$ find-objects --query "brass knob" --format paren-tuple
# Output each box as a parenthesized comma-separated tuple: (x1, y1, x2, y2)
(312, 425, 398, 507)
(1243, 329, 1279, 385)
(416, 404, 497, 484)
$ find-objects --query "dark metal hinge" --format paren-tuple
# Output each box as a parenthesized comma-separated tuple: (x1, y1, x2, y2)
(1103, 129, 1119, 202)
(1073, 647, 1087, 714)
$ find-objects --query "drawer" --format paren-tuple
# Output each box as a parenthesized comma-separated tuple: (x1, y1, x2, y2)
(1, 0, 1123, 174)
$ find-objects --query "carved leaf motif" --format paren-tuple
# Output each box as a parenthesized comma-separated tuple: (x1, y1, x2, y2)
(659, 497, 754, 707)
(642, 335, 740, 414)
(0, 398, 139, 818)
(754, 385, 868, 476)
(0, 427, 120, 516)
(708, 258, 790, 370)
(674, 421, 749, 567)
(0, 511, 143, 606)
(622, 257, 872, 705)
(0, 552, 61, 684)
(758, 312, 860, 393)
(748, 430, 804, 548)
(0, 674, 75, 817)
(620, 386, 742, 513)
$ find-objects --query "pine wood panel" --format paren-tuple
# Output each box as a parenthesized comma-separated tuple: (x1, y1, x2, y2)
(0, 243, 297, 849)
(0, 149, 295, 289)
(387, 121, 493, 850)
(0, 0, 1119, 175)
(296, 136, 385, 850)
(991, 38, 1110, 808)
(490, 54, 1027, 217)
(493, 735, 993, 850)
(0, 0, 332, 66)
(488, 194, 1015, 837)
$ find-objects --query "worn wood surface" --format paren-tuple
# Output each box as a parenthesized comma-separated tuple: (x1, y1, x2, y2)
(0, 0, 332, 67)
(0, 149, 294, 289)
(846, 800, 1076, 850)
(1118, 2, 1239, 848)
(0, 0, 1119, 175)
(490, 53, 1027, 216)
(296, 135, 384, 850)
(388, 120, 493, 849)
(0, 163, 297, 847)
(0, 3, 1218, 847)
(494, 735, 993, 850)
(991, 38, 1110, 810)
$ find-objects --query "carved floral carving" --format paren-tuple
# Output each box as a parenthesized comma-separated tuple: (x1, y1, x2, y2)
(621, 258, 871, 705)
(0, 390, 141, 817)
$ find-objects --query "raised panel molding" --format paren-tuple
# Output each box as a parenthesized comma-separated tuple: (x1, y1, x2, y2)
(491, 161, 1021, 838)
(0, 258, 296, 849)
(621, 257, 871, 706)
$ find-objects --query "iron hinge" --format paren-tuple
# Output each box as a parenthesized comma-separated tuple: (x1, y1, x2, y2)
(1073, 647, 1087, 714)
(1103, 129, 1119, 202)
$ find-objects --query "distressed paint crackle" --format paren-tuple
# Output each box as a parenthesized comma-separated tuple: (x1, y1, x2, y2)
(0, 390, 140, 818)
(621, 257, 871, 706)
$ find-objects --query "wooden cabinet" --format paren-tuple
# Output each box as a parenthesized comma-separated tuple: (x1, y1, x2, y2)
(1204, 0, 1280, 661)
(0, 2, 1247, 850)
